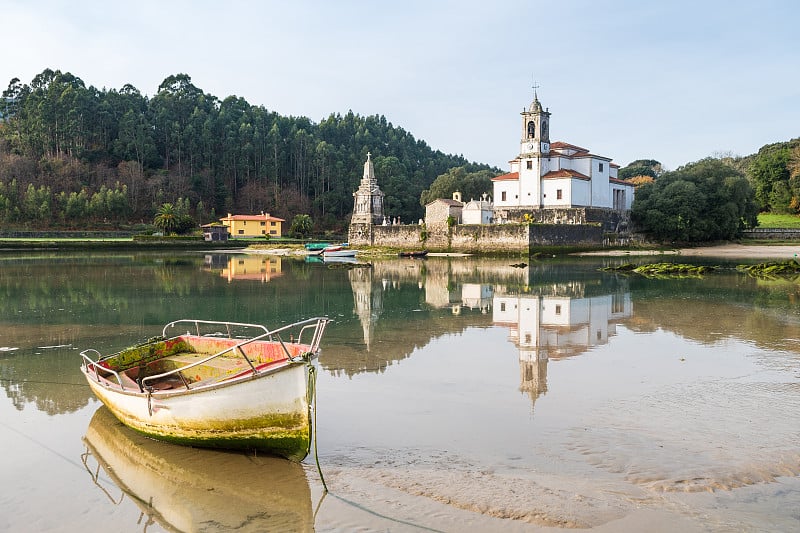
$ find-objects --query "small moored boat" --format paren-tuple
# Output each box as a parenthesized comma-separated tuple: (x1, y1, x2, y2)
(80, 317, 330, 460)
(322, 245, 357, 258)
(304, 242, 331, 251)
(398, 250, 428, 258)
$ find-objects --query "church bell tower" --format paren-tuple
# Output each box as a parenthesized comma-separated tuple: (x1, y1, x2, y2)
(519, 88, 551, 157)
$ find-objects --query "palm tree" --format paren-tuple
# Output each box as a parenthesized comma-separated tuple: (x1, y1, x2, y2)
(153, 202, 179, 235)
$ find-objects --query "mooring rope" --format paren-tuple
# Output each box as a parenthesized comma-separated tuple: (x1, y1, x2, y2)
(307, 362, 328, 492)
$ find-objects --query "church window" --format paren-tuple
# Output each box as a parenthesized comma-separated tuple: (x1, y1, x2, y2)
(557, 189, 563, 200)
(527, 160, 533, 170)
(527, 121, 535, 138)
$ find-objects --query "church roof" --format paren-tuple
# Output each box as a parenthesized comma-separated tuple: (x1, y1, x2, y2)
(492, 172, 519, 181)
(542, 169, 591, 181)
(548, 141, 612, 161)
(549, 141, 588, 152)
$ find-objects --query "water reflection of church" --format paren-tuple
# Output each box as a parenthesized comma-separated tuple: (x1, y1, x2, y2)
(493, 286, 632, 407)
(343, 259, 632, 408)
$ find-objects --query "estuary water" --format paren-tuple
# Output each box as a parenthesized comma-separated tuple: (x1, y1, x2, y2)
(0, 250, 798, 532)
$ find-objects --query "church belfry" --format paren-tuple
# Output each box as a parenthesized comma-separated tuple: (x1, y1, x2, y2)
(519, 90, 551, 156)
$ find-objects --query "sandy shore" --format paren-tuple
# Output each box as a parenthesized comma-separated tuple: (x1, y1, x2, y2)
(575, 243, 800, 259)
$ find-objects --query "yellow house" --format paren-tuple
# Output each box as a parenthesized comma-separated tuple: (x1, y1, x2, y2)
(220, 212, 284, 238)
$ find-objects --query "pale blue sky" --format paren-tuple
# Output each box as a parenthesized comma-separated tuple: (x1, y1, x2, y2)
(3, 0, 798, 171)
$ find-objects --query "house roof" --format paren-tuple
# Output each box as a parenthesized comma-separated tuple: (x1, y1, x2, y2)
(542, 169, 591, 181)
(220, 213, 285, 222)
(492, 172, 519, 181)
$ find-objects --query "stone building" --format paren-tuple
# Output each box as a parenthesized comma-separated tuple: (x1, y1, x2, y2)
(424, 192, 463, 227)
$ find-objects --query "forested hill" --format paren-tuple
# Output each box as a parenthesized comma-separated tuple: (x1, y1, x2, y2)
(0, 69, 498, 230)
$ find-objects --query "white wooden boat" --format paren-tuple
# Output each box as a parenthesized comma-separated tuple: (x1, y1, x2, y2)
(321, 245, 357, 258)
(80, 317, 330, 460)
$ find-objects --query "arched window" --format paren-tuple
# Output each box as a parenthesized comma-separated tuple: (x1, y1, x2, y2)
(527, 120, 535, 139)
(541, 120, 548, 139)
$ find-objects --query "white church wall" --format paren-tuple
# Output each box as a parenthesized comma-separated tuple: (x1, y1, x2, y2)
(573, 180, 591, 206)
(542, 179, 571, 206)
(591, 159, 611, 208)
(494, 181, 518, 208)
(519, 166, 540, 206)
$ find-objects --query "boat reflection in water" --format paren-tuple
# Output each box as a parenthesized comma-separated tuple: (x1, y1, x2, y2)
(81, 407, 314, 532)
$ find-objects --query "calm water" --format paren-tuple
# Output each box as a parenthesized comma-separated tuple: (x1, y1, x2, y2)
(0, 250, 798, 532)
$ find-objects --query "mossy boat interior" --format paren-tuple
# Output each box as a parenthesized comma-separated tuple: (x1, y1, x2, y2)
(80, 317, 330, 461)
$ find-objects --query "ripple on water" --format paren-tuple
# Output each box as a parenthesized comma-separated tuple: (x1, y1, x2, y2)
(324, 448, 633, 529)
(566, 380, 800, 493)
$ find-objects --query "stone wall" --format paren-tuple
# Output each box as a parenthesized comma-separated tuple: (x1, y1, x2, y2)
(349, 222, 604, 253)
(742, 228, 800, 240)
(494, 206, 629, 232)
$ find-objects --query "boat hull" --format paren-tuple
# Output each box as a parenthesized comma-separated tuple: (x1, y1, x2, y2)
(322, 250, 357, 258)
(85, 360, 313, 460)
(80, 318, 330, 461)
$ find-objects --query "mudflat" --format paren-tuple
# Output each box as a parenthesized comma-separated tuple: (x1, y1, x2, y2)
(576, 243, 800, 259)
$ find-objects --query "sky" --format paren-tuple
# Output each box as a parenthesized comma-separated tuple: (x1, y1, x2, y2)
(2, 0, 799, 171)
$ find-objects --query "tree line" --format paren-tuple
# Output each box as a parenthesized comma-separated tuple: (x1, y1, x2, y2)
(0, 69, 497, 230)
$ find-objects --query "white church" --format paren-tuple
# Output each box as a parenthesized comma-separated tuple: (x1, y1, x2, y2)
(492, 93, 634, 215)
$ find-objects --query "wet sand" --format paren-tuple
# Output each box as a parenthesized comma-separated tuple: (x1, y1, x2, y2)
(575, 243, 800, 259)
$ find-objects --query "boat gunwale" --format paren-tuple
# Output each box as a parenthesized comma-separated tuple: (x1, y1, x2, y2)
(80, 317, 330, 397)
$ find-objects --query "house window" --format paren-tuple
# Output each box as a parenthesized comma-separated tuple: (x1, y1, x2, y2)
(500, 302, 506, 312)
(556, 189, 563, 200)
(599, 162, 604, 172)
(501, 191, 507, 201)
(555, 304, 561, 315)
(270, 230, 277, 235)
(238, 229, 244, 235)
(260, 221, 265, 226)
(524, 333, 532, 344)
(527, 160, 533, 170)
(270, 221, 276, 226)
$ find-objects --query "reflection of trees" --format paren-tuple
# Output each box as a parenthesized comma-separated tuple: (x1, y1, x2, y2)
(0, 346, 95, 414)
(628, 273, 800, 356)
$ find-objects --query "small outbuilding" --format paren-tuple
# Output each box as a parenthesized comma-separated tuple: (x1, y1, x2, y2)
(425, 192, 464, 227)
(462, 194, 494, 225)
(202, 223, 229, 242)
